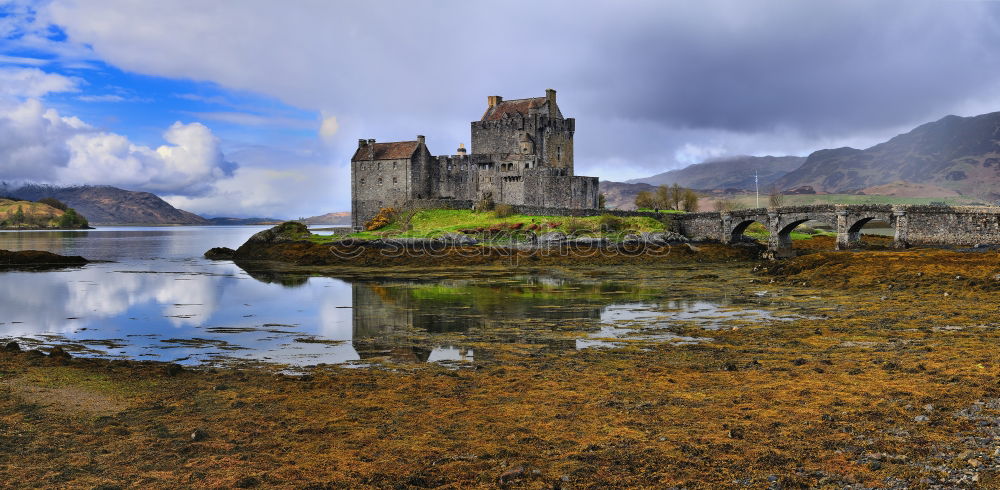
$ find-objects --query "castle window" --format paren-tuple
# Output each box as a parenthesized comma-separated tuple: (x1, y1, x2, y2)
(360, 178, 365, 185)
(557, 146, 562, 162)
(393, 162, 397, 169)
(524, 163, 529, 169)
(377, 162, 381, 170)
(378, 177, 383, 185)
(393, 176, 398, 184)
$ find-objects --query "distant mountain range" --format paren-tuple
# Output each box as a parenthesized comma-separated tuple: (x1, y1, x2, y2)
(774, 112, 1000, 195)
(301, 211, 351, 225)
(613, 109, 1000, 207)
(0, 184, 352, 226)
(3, 185, 208, 225)
(626, 155, 805, 190)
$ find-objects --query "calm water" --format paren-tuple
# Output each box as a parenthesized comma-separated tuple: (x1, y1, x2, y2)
(0, 227, 801, 368)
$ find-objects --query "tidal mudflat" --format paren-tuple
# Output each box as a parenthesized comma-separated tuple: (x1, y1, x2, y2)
(2, 229, 1000, 487)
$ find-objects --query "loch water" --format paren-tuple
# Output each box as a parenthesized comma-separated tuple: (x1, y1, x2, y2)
(0, 227, 808, 368)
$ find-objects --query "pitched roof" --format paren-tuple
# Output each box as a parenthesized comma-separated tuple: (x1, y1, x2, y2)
(352, 141, 420, 161)
(481, 97, 546, 121)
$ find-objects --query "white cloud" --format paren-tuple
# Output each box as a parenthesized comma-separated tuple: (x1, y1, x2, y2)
(319, 114, 339, 142)
(77, 94, 125, 102)
(184, 110, 317, 129)
(163, 163, 347, 218)
(0, 66, 79, 98)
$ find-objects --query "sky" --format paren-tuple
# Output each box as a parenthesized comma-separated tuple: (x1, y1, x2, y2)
(1, 0, 1000, 218)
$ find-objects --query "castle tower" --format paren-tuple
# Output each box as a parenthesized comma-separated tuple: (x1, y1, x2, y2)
(471, 88, 575, 174)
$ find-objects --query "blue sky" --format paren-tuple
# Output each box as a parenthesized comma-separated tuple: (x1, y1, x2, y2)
(2, 0, 1000, 217)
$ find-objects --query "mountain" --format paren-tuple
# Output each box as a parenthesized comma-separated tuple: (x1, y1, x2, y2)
(205, 217, 285, 225)
(599, 181, 655, 210)
(3, 185, 208, 225)
(627, 155, 806, 190)
(301, 211, 351, 225)
(774, 112, 1000, 196)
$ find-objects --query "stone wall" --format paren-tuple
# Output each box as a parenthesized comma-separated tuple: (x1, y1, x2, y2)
(677, 212, 724, 241)
(904, 206, 1000, 246)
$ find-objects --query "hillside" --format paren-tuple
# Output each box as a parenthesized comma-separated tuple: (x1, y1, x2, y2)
(627, 155, 806, 190)
(4, 185, 208, 225)
(301, 211, 351, 225)
(0, 198, 89, 229)
(599, 181, 655, 210)
(774, 111, 1000, 196)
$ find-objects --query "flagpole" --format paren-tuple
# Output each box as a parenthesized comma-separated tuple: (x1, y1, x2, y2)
(755, 170, 759, 208)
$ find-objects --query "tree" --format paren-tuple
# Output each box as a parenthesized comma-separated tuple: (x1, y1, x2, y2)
(681, 189, 699, 212)
(598, 193, 606, 210)
(58, 208, 89, 229)
(12, 205, 24, 225)
(714, 198, 736, 213)
(635, 190, 655, 210)
(654, 185, 671, 210)
(671, 183, 683, 210)
(768, 185, 785, 208)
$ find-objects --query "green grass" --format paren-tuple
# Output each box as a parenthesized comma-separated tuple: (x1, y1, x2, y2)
(315, 209, 670, 242)
(741, 221, 836, 242)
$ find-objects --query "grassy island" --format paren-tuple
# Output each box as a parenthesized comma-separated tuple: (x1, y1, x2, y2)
(0, 198, 90, 230)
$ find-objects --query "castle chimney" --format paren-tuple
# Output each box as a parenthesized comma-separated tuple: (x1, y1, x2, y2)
(417, 135, 425, 145)
(358, 138, 367, 149)
(545, 88, 556, 117)
(367, 139, 375, 159)
(488, 95, 503, 108)
(457, 143, 467, 156)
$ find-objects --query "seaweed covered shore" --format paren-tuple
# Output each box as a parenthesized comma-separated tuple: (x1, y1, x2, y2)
(6, 239, 1000, 486)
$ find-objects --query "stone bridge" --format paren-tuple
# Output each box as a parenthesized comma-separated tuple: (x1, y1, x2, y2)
(677, 204, 1000, 258)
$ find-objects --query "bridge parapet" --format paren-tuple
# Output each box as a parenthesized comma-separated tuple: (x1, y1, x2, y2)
(677, 203, 1000, 257)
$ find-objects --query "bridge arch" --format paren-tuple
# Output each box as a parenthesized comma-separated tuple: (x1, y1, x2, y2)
(837, 211, 896, 250)
(729, 219, 767, 243)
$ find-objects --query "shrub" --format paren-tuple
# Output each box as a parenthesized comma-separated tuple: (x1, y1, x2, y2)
(365, 207, 396, 231)
(494, 203, 515, 218)
(58, 208, 89, 229)
(597, 214, 624, 233)
(509, 222, 524, 230)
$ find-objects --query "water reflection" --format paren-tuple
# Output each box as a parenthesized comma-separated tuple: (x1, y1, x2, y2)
(0, 227, 800, 367)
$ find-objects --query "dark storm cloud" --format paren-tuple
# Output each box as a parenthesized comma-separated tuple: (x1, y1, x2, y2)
(47, 0, 1000, 178)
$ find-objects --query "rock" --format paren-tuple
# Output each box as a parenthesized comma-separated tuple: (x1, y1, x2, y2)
(3, 341, 19, 352)
(498, 466, 525, 484)
(914, 415, 929, 423)
(568, 237, 608, 247)
(791, 358, 808, 366)
(243, 222, 310, 245)
(439, 232, 478, 246)
(164, 363, 184, 377)
(923, 404, 934, 412)
(204, 247, 236, 260)
(233, 475, 259, 488)
(48, 346, 71, 359)
(190, 428, 207, 441)
(685, 243, 701, 252)
(538, 231, 567, 244)
(0, 249, 89, 268)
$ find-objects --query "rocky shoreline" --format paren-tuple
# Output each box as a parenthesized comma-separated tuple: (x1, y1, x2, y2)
(211, 221, 757, 267)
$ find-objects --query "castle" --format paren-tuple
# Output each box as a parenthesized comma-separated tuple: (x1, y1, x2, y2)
(351, 89, 599, 229)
